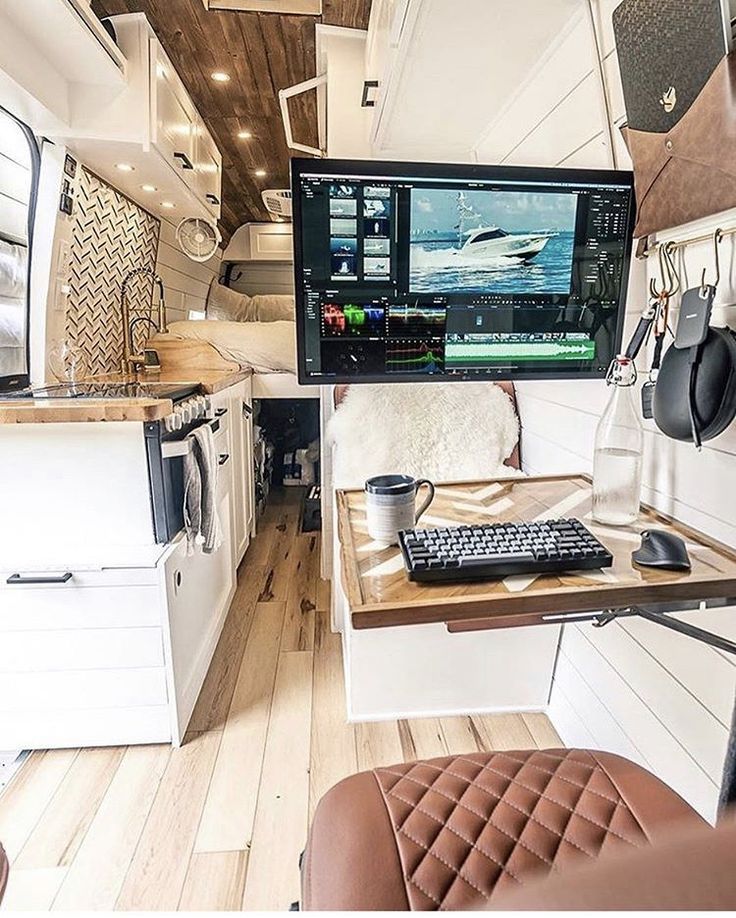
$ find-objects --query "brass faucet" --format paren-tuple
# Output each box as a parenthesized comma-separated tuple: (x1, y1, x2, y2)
(120, 268, 168, 374)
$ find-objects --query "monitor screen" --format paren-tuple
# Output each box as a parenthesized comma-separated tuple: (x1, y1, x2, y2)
(292, 158, 636, 385)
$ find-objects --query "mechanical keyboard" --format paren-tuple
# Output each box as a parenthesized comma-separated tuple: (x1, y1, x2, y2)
(398, 518, 613, 583)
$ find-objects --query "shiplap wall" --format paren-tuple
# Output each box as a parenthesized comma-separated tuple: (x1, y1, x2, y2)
(0, 112, 31, 244)
(154, 218, 221, 323)
(475, 0, 736, 822)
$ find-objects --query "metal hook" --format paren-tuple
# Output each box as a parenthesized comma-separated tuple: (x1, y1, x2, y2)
(700, 228, 723, 293)
(662, 241, 680, 296)
(649, 241, 680, 300)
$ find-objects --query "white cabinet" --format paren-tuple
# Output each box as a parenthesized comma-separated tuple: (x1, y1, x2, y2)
(54, 13, 223, 222)
(0, 564, 171, 749)
(0, 380, 254, 750)
(152, 39, 198, 177)
(213, 379, 255, 567)
(163, 488, 234, 744)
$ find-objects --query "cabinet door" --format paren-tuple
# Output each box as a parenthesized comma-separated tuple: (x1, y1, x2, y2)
(162, 487, 234, 745)
(194, 115, 223, 220)
(152, 40, 197, 183)
(228, 382, 250, 565)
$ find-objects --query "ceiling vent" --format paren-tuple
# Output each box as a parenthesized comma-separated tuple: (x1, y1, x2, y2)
(261, 189, 292, 221)
(201, 0, 321, 13)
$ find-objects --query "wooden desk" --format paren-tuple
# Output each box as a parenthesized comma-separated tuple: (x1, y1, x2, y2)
(337, 475, 736, 631)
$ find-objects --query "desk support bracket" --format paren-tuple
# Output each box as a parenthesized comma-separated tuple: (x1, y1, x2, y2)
(590, 604, 736, 656)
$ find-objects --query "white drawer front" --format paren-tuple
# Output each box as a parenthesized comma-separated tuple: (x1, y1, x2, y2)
(0, 585, 161, 631)
(0, 568, 158, 588)
(0, 628, 165, 672)
(0, 667, 168, 711)
(0, 705, 171, 750)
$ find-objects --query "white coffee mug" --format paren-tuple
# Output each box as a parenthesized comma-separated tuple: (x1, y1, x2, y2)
(365, 474, 436, 544)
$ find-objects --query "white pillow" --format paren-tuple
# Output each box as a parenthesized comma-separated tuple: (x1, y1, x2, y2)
(206, 277, 295, 323)
(165, 320, 296, 374)
(206, 277, 256, 321)
(327, 382, 520, 489)
(0, 240, 27, 300)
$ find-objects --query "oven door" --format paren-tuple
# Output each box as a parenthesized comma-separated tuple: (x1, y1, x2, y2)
(145, 416, 221, 543)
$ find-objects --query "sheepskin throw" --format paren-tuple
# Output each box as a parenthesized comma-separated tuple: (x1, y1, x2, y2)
(327, 382, 520, 489)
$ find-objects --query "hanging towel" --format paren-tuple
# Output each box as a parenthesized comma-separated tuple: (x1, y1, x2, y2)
(183, 423, 223, 554)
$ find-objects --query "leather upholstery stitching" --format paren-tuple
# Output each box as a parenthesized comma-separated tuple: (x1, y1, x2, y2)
(399, 823, 499, 901)
(386, 785, 529, 876)
(493, 751, 630, 807)
(447, 760, 645, 846)
(380, 767, 606, 861)
(370, 768, 422, 910)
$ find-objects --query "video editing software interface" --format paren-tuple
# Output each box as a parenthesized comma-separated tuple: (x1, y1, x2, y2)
(294, 161, 635, 383)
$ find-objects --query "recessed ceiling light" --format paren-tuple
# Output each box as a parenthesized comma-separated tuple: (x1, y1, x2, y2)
(237, 130, 252, 140)
(141, 184, 157, 193)
(161, 201, 175, 209)
(115, 163, 135, 172)
(254, 169, 266, 177)
(211, 71, 231, 83)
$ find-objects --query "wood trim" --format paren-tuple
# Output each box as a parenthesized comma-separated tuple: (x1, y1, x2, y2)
(336, 474, 736, 631)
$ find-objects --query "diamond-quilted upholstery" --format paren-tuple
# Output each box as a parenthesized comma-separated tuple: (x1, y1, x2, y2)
(302, 747, 706, 911)
(373, 749, 651, 910)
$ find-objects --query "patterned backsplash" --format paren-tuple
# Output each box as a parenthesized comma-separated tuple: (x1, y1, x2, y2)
(67, 168, 161, 375)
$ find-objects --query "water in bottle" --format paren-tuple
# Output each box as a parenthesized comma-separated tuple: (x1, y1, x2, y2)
(592, 356, 644, 526)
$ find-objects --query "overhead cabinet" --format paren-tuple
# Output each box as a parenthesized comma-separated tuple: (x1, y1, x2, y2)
(64, 13, 222, 221)
(0, 4, 222, 221)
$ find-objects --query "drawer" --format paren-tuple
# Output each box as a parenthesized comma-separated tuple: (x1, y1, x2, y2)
(0, 627, 165, 672)
(0, 705, 171, 750)
(0, 583, 162, 631)
(0, 667, 168, 711)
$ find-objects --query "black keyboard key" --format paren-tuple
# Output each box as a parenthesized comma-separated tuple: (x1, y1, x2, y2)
(397, 518, 613, 583)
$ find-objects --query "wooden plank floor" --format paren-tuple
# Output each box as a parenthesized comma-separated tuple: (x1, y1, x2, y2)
(0, 488, 562, 912)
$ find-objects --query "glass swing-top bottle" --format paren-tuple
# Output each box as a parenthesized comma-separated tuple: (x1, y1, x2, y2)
(592, 355, 644, 526)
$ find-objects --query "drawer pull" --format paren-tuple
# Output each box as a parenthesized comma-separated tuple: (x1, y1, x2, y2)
(218, 453, 230, 466)
(7, 572, 73, 585)
(214, 407, 228, 417)
(206, 193, 220, 205)
(242, 402, 253, 417)
(174, 151, 195, 170)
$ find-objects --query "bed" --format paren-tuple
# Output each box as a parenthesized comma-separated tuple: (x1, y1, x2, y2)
(150, 277, 319, 398)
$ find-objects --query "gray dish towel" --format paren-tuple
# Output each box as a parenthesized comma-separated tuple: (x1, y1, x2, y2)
(183, 423, 223, 554)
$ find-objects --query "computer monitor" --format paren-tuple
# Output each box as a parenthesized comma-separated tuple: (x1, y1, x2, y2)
(291, 158, 636, 385)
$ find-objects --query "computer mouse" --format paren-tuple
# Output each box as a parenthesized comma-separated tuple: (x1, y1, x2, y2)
(632, 529, 691, 572)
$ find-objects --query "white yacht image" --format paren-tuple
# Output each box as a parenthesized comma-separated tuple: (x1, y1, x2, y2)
(459, 224, 554, 260)
(456, 192, 555, 261)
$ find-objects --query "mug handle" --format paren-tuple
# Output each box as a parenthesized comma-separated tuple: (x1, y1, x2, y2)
(414, 479, 436, 523)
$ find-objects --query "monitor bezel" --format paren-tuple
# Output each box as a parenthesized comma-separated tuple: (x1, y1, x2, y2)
(291, 156, 636, 386)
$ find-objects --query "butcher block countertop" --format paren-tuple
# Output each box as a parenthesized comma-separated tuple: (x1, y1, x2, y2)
(0, 368, 252, 424)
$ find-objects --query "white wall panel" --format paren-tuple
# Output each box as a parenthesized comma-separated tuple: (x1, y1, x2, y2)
(480, 0, 736, 820)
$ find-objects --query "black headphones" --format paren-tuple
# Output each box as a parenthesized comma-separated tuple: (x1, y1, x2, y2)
(654, 321, 736, 447)
(628, 235, 736, 447)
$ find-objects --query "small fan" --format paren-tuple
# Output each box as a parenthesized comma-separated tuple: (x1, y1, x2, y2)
(176, 217, 222, 262)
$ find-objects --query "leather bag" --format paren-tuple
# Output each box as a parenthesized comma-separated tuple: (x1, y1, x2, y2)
(622, 53, 736, 238)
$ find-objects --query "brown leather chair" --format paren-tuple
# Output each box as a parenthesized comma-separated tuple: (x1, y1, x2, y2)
(489, 815, 736, 910)
(0, 842, 8, 906)
(301, 748, 707, 911)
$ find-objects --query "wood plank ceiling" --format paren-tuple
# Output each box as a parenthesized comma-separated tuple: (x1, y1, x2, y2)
(90, 0, 372, 242)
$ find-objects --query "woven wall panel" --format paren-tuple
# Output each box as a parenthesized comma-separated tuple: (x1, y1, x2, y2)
(67, 169, 160, 375)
